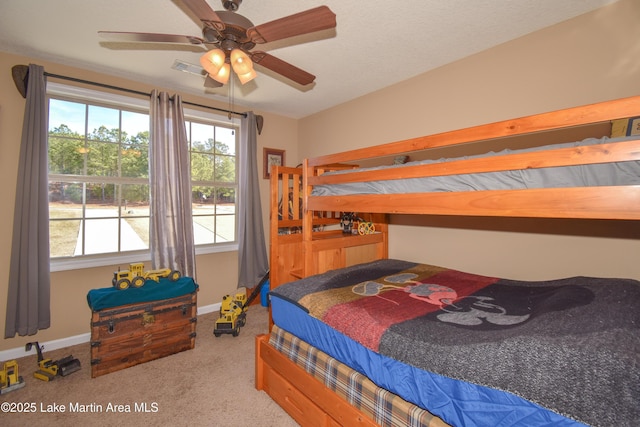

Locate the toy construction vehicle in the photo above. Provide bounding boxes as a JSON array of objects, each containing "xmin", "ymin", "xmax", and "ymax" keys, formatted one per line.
[
  {"xmin": 0, "ymin": 360, "xmax": 25, "ymax": 394},
  {"xmin": 213, "ymin": 290, "xmax": 247, "ymax": 337},
  {"xmin": 112, "ymin": 262, "xmax": 181, "ymax": 290},
  {"xmin": 213, "ymin": 272, "xmax": 268, "ymax": 337},
  {"xmin": 25, "ymin": 342, "xmax": 81, "ymax": 381}
]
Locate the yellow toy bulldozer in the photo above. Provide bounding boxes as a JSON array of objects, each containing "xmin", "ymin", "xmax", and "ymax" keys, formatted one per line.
[
  {"xmin": 112, "ymin": 262, "xmax": 181, "ymax": 290},
  {"xmin": 0, "ymin": 360, "xmax": 25, "ymax": 394}
]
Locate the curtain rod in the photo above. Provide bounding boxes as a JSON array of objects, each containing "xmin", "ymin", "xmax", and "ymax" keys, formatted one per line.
[{"xmin": 43, "ymin": 71, "xmax": 247, "ymax": 118}]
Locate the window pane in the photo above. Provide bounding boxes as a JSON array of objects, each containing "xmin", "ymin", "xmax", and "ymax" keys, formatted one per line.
[
  {"xmin": 81, "ymin": 218, "xmax": 119, "ymax": 255},
  {"xmin": 215, "ymin": 186, "xmax": 235, "ymax": 242},
  {"xmin": 86, "ymin": 141, "xmax": 119, "ymax": 177},
  {"xmin": 49, "ymin": 99, "xmax": 86, "ymax": 135},
  {"xmin": 216, "ymin": 187, "xmax": 236, "ymax": 210},
  {"xmin": 88, "ymin": 105, "xmax": 119, "ymax": 142},
  {"xmin": 48, "ymin": 136, "xmax": 85, "ymax": 175},
  {"xmin": 215, "ymin": 154, "xmax": 235, "ymax": 182},
  {"xmin": 193, "ymin": 215, "xmax": 215, "ymax": 245},
  {"xmin": 192, "ymin": 187, "xmax": 214, "ymax": 205},
  {"xmin": 121, "ymin": 218, "xmax": 149, "ymax": 251},
  {"xmin": 121, "ymin": 110, "xmax": 149, "ymax": 139},
  {"xmin": 49, "ymin": 182, "xmax": 84, "ymax": 212},
  {"xmin": 85, "ymin": 183, "xmax": 117, "ymax": 214},
  {"xmin": 191, "ymin": 152, "xmax": 215, "ymax": 181},
  {"xmin": 191, "ymin": 122, "xmax": 214, "ymax": 153},
  {"xmin": 121, "ymin": 111, "xmax": 149, "ymax": 178},
  {"xmin": 122, "ymin": 184, "xmax": 150, "ymax": 212},
  {"xmin": 121, "ymin": 141, "xmax": 148, "ymax": 178},
  {"xmin": 216, "ymin": 126, "xmax": 236, "ymax": 155},
  {"xmin": 49, "ymin": 219, "xmax": 81, "ymax": 257},
  {"xmin": 216, "ymin": 215, "xmax": 235, "ymax": 242}
]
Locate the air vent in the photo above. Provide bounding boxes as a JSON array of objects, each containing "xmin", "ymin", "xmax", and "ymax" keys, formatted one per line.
[{"xmin": 171, "ymin": 60, "xmax": 206, "ymax": 76}]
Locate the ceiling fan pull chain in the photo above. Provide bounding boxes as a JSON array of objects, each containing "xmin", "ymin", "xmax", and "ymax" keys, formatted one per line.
[{"xmin": 228, "ymin": 75, "xmax": 235, "ymax": 130}]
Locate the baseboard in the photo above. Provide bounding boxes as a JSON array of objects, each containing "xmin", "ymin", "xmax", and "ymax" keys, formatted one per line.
[
  {"xmin": 196, "ymin": 302, "xmax": 221, "ymax": 315},
  {"xmin": 0, "ymin": 333, "xmax": 91, "ymax": 361},
  {"xmin": 0, "ymin": 302, "xmax": 221, "ymax": 361}
]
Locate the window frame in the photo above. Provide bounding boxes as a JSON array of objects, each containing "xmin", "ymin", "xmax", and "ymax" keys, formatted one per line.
[{"xmin": 48, "ymin": 83, "xmax": 239, "ymax": 272}]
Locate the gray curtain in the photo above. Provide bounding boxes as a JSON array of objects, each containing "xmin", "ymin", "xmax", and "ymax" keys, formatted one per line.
[
  {"xmin": 237, "ymin": 112, "xmax": 269, "ymax": 287},
  {"xmin": 5, "ymin": 64, "xmax": 50, "ymax": 338},
  {"xmin": 149, "ymin": 90, "xmax": 196, "ymax": 279}
]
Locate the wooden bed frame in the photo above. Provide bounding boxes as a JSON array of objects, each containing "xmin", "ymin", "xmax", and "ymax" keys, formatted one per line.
[
  {"xmin": 269, "ymin": 165, "xmax": 388, "ymax": 294},
  {"xmin": 256, "ymin": 96, "xmax": 640, "ymax": 426}
]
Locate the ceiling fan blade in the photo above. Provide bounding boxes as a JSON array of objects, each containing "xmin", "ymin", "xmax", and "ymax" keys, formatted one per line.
[
  {"xmin": 181, "ymin": 0, "xmax": 226, "ymax": 32},
  {"xmin": 247, "ymin": 6, "xmax": 336, "ymax": 44},
  {"xmin": 204, "ymin": 74, "xmax": 223, "ymax": 88},
  {"xmin": 251, "ymin": 52, "xmax": 315, "ymax": 86},
  {"xmin": 99, "ymin": 31, "xmax": 205, "ymax": 46}
]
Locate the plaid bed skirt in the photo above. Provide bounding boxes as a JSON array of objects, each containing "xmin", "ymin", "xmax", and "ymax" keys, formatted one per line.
[{"xmin": 269, "ymin": 325, "xmax": 450, "ymax": 427}]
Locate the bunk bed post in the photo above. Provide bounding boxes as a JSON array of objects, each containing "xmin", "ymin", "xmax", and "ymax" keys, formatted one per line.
[
  {"xmin": 302, "ymin": 159, "xmax": 314, "ymax": 277},
  {"xmin": 269, "ymin": 165, "xmax": 279, "ymax": 289}
]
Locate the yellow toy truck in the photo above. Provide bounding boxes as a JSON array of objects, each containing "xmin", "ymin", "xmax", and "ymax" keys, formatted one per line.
[
  {"xmin": 213, "ymin": 290, "xmax": 247, "ymax": 337},
  {"xmin": 112, "ymin": 262, "xmax": 181, "ymax": 290},
  {"xmin": 212, "ymin": 273, "xmax": 269, "ymax": 338},
  {"xmin": 0, "ymin": 360, "xmax": 25, "ymax": 394}
]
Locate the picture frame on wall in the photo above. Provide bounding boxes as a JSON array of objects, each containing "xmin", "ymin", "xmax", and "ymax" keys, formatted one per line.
[{"xmin": 263, "ymin": 148, "xmax": 285, "ymax": 179}]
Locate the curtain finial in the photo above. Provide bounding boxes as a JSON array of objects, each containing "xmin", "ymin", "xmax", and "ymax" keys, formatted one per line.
[
  {"xmin": 256, "ymin": 115, "xmax": 264, "ymax": 135},
  {"xmin": 12, "ymin": 64, "xmax": 29, "ymax": 98}
]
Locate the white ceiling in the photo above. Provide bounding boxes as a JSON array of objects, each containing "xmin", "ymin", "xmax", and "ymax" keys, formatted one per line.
[{"xmin": 0, "ymin": 0, "xmax": 618, "ymax": 119}]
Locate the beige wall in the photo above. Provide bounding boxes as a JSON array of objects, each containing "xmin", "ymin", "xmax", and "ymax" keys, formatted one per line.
[
  {"xmin": 0, "ymin": 51, "xmax": 298, "ymax": 351},
  {"xmin": 298, "ymin": 0, "xmax": 640, "ymax": 280}
]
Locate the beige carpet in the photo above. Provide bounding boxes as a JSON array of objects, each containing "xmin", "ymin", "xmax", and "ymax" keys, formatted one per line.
[{"xmin": 0, "ymin": 305, "xmax": 298, "ymax": 427}]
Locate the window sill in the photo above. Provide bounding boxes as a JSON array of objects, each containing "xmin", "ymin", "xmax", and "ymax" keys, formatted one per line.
[{"xmin": 50, "ymin": 243, "xmax": 238, "ymax": 272}]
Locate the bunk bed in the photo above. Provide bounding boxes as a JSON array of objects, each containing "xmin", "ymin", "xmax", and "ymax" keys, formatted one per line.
[{"xmin": 255, "ymin": 96, "xmax": 640, "ymax": 427}]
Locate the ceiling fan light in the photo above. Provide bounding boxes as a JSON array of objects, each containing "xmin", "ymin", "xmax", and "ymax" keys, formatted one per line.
[
  {"xmin": 200, "ymin": 48, "xmax": 226, "ymax": 76},
  {"xmin": 211, "ymin": 63, "xmax": 230, "ymax": 84},
  {"xmin": 237, "ymin": 68, "xmax": 257, "ymax": 85},
  {"xmin": 230, "ymin": 48, "xmax": 253, "ymax": 76}
]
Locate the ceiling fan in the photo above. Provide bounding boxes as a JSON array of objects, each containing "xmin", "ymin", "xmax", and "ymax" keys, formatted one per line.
[{"xmin": 98, "ymin": 0, "xmax": 336, "ymax": 88}]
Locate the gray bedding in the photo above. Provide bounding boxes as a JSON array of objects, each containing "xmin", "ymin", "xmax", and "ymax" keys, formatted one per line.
[{"xmin": 311, "ymin": 136, "xmax": 640, "ymax": 196}]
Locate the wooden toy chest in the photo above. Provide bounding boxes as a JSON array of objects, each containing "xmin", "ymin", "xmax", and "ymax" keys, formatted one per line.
[{"xmin": 90, "ymin": 291, "xmax": 197, "ymax": 378}]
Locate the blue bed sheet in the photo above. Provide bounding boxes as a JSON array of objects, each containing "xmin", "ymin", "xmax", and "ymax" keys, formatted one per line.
[{"xmin": 270, "ymin": 294, "xmax": 586, "ymax": 427}]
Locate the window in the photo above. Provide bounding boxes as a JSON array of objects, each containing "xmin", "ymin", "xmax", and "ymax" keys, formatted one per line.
[
  {"xmin": 187, "ymin": 121, "xmax": 237, "ymax": 245},
  {"xmin": 47, "ymin": 84, "xmax": 238, "ymax": 270}
]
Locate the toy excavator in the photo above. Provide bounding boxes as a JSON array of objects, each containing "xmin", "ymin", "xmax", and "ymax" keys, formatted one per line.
[
  {"xmin": 213, "ymin": 271, "xmax": 269, "ymax": 337},
  {"xmin": 0, "ymin": 360, "xmax": 25, "ymax": 394},
  {"xmin": 25, "ymin": 342, "xmax": 81, "ymax": 381}
]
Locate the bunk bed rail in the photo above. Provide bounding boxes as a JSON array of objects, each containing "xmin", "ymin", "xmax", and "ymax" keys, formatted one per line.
[{"xmin": 304, "ymin": 96, "xmax": 640, "ymax": 220}]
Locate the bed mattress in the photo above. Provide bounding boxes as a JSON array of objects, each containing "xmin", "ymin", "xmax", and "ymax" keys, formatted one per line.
[
  {"xmin": 269, "ymin": 259, "xmax": 640, "ymax": 427},
  {"xmin": 311, "ymin": 136, "xmax": 640, "ymax": 196}
]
